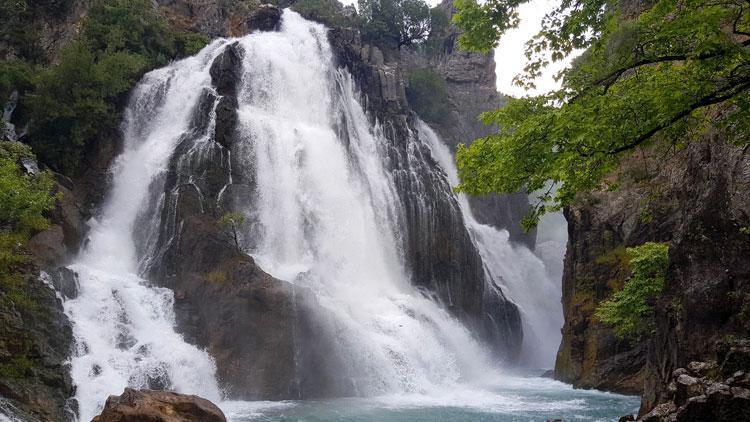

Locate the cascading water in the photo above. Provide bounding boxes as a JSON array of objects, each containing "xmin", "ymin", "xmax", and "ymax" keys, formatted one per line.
[
  {"xmin": 63, "ymin": 42, "xmax": 229, "ymax": 420},
  {"xmin": 416, "ymin": 121, "xmax": 564, "ymax": 368},
  {"xmin": 231, "ymin": 11, "xmax": 493, "ymax": 395}
]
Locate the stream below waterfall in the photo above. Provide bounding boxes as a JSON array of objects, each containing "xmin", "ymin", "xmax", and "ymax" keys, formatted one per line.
[
  {"xmin": 57, "ymin": 9, "xmax": 640, "ymax": 421},
  {"xmin": 219, "ymin": 375, "xmax": 639, "ymax": 421}
]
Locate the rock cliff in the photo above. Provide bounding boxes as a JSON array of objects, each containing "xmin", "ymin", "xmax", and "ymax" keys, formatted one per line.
[{"xmin": 555, "ymin": 123, "xmax": 750, "ymax": 414}]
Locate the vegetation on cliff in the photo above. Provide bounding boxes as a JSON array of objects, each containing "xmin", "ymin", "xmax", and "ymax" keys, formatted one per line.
[
  {"xmin": 0, "ymin": 142, "xmax": 56, "ymax": 279},
  {"xmin": 595, "ymin": 242, "xmax": 669, "ymax": 342},
  {"xmin": 406, "ymin": 68, "xmax": 450, "ymax": 122},
  {"xmin": 453, "ymin": 0, "xmax": 750, "ymax": 228},
  {"xmin": 1, "ymin": 0, "xmax": 208, "ymax": 175}
]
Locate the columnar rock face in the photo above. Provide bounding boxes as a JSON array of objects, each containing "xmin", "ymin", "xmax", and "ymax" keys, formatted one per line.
[
  {"xmin": 555, "ymin": 128, "xmax": 750, "ymax": 410},
  {"xmin": 92, "ymin": 389, "xmax": 226, "ymax": 422},
  {"xmin": 400, "ymin": 0, "xmax": 534, "ymax": 248}
]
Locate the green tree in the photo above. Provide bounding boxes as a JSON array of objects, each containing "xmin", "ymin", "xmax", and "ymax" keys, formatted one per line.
[
  {"xmin": 358, "ymin": 0, "xmax": 432, "ymax": 49},
  {"xmin": 18, "ymin": 0, "xmax": 209, "ymax": 175},
  {"xmin": 0, "ymin": 0, "xmax": 74, "ymax": 62},
  {"xmin": 595, "ymin": 242, "xmax": 669, "ymax": 342},
  {"xmin": 422, "ymin": 6, "xmax": 451, "ymax": 56},
  {"xmin": 452, "ymin": 0, "xmax": 750, "ymax": 227}
]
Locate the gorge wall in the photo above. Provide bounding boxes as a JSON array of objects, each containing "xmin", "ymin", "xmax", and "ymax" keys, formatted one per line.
[
  {"xmin": 552, "ymin": 0, "xmax": 750, "ymax": 415},
  {"xmin": 555, "ymin": 120, "xmax": 750, "ymax": 414}
]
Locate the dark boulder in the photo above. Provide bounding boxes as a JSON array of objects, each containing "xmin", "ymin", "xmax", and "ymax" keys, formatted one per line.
[
  {"xmin": 209, "ymin": 43, "xmax": 243, "ymax": 98},
  {"xmin": 92, "ymin": 388, "xmax": 226, "ymax": 422},
  {"xmin": 46, "ymin": 266, "xmax": 80, "ymax": 300},
  {"xmin": 246, "ymin": 4, "xmax": 282, "ymax": 32}
]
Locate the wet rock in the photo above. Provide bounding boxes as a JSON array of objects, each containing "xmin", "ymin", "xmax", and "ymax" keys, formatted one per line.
[
  {"xmin": 637, "ymin": 361, "xmax": 750, "ymax": 421},
  {"xmin": 46, "ymin": 266, "xmax": 80, "ymax": 300},
  {"xmin": 673, "ymin": 386, "xmax": 750, "ymax": 421},
  {"xmin": 246, "ymin": 4, "xmax": 281, "ymax": 32},
  {"xmin": 214, "ymin": 96, "xmax": 238, "ymax": 149},
  {"xmin": 686, "ymin": 361, "xmax": 718, "ymax": 378},
  {"xmin": 618, "ymin": 415, "xmax": 636, "ymax": 422},
  {"xmin": 209, "ymin": 43, "xmax": 243, "ymax": 98},
  {"xmin": 92, "ymin": 388, "xmax": 226, "ymax": 422}
]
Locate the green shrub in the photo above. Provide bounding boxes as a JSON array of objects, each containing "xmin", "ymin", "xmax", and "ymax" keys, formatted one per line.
[
  {"xmin": 406, "ymin": 68, "xmax": 450, "ymax": 123},
  {"xmin": 595, "ymin": 242, "xmax": 669, "ymax": 342},
  {"xmin": 218, "ymin": 212, "xmax": 245, "ymax": 252},
  {"xmin": 0, "ymin": 354, "xmax": 34, "ymax": 378},
  {"xmin": 21, "ymin": 0, "xmax": 209, "ymax": 175},
  {"xmin": 0, "ymin": 142, "xmax": 56, "ymax": 234}
]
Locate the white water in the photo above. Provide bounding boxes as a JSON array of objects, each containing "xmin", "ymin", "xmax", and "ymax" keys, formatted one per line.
[
  {"xmin": 416, "ymin": 121, "xmax": 563, "ymax": 368},
  {"xmin": 232, "ymin": 11, "xmax": 494, "ymax": 395},
  {"xmin": 63, "ymin": 42, "xmax": 228, "ymax": 420},
  {"xmin": 61, "ymin": 10, "xmax": 566, "ymax": 420}
]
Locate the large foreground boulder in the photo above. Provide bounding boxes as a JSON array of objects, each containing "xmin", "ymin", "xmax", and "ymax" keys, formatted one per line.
[{"xmin": 92, "ymin": 389, "xmax": 225, "ymax": 422}]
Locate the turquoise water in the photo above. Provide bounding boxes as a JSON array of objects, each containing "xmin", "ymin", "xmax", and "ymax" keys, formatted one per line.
[{"xmin": 221, "ymin": 376, "xmax": 640, "ymax": 421}]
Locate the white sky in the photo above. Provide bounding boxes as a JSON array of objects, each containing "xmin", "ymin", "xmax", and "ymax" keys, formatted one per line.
[
  {"xmin": 338, "ymin": 0, "xmax": 571, "ymax": 97},
  {"xmin": 493, "ymin": 0, "xmax": 573, "ymax": 97}
]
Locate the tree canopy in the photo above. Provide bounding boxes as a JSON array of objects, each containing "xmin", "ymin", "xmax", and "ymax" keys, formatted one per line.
[
  {"xmin": 358, "ymin": 0, "xmax": 433, "ymax": 49},
  {"xmin": 452, "ymin": 0, "xmax": 750, "ymax": 228}
]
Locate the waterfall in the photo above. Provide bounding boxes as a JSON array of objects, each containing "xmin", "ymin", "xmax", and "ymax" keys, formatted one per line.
[
  {"xmin": 416, "ymin": 121, "xmax": 563, "ymax": 368},
  {"xmin": 63, "ymin": 41, "xmax": 228, "ymax": 420},
  {"xmin": 62, "ymin": 10, "xmax": 563, "ymax": 419},
  {"xmin": 230, "ymin": 11, "xmax": 493, "ymax": 395}
]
